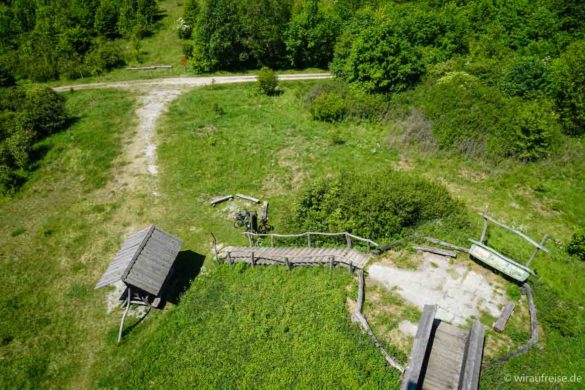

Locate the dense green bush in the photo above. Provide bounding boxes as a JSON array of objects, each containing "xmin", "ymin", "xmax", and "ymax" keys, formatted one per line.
[
  {"xmin": 549, "ymin": 40, "xmax": 585, "ymax": 136},
  {"xmin": 84, "ymin": 40, "xmax": 126, "ymax": 76},
  {"xmin": 423, "ymin": 72, "xmax": 561, "ymax": 160},
  {"xmin": 257, "ymin": 67, "xmax": 279, "ymax": 96},
  {"xmin": 0, "ymin": 83, "xmax": 68, "ymax": 192},
  {"xmin": 310, "ymin": 92, "xmax": 346, "ymax": 122},
  {"xmin": 500, "ymin": 56, "xmax": 550, "ymax": 98},
  {"xmin": 293, "ymin": 170, "xmax": 467, "ymax": 242},
  {"xmin": 567, "ymin": 229, "xmax": 585, "ymax": 261}
]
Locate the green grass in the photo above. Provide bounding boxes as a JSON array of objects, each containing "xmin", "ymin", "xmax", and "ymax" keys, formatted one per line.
[
  {"xmin": 94, "ymin": 265, "xmax": 399, "ymax": 388},
  {"xmin": 0, "ymin": 89, "xmax": 137, "ymax": 388}
]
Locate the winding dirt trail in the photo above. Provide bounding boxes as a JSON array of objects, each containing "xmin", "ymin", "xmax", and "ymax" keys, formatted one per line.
[{"xmin": 54, "ymin": 73, "xmax": 331, "ymax": 189}]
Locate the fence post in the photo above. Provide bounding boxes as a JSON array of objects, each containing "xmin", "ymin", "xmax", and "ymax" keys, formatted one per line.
[
  {"xmin": 480, "ymin": 217, "xmax": 488, "ymax": 243},
  {"xmin": 349, "ymin": 261, "xmax": 354, "ymax": 274},
  {"xmin": 330, "ymin": 256, "xmax": 334, "ymax": 270},
  {"xmin": 227, "ymin": 251, "xmax": 232, "ymax": 265},
  {"xmin": 285, "ymin": 257, "xmax": 291, "ymax": 271},
  {"xmin": 346, "ymin": 233, "xmax": 353, "ymax": 249},
  {"xmin": 307, "ymin": 233, "xmax": 311, "ymax": 247},
  {"xmin": 247, "ymin": 232, "xmax": 253, "ymax": 247},
  {"xmin": 270, "ymin": 235, "xmax": 274, "ymax": 247},
  {"xmin": 250, "ymin": 252, "xmax": 255, "ymax": 268}
]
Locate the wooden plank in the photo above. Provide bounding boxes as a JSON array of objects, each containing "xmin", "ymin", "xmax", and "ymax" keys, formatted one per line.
[
  {"xmin": 480, "ymin": 213, "xmax": 550, "ymax": 253},
  {"xmin": 401, "ymin": 305, "xmax": 437, "ymax": 390},
  {"xmin": 235, "ymin": 193, "xmax": 260, "ymax": 203},
  {"xmin": 493, "ymin": 302, "xmax": 515, "ymax": 333},
  {"xmin": 424, "ymin": 322, "xmax": 467, "ymax": 390},
  {"xmin": 126, "ymin": 65, "xmax": 172, "ymax": 70},
  {"xmin": 459, "ymin": 320, "xmax": 485, "ymax": 390},
  {"xmin": 210, "ymin": 195, "xmax": 233, "ymax": 206},
  {"xmin": 422, "ymin": 236, "xmax": 469, "ymax": 253},
  {"xmin": 414, "ymin": 245, "xmax": 457, "ymax": 258}
]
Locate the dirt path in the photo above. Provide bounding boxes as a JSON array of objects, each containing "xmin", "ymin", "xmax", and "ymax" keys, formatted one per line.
[{"xmin": 56, "ymin": 73, "xmax": 331, "ymax": 191}]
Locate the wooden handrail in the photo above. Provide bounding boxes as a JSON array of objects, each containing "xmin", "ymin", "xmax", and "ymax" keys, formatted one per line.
[{"xmin": 243, "ymin": 231, "xmax": 379, "ymax": 247}]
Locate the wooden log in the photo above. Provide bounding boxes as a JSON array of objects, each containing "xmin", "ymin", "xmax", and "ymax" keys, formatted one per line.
[
  {"xmin": 261, "ymin": 201, "xmax": 269, "ymax": 223},
  {"xmin": 526, "ymin": 235, "xmax": 549, "ymax": 267},
  {"xmin": 346, "ymin": 233, "xmax": 353, "ymax": 249},
  {"xmin": 422, "ymin": 236, "xmax": 470, "ymax": 253},
  {"xmin": 236, "ymin": 193, "xmax": 260, "ymax": 203},
  {"xmin": 413, "ymin": 245, "xmax": 457, "ymax": 258},
  {"xmin": 459, "ymin": 320, "xmax": 485, "ymax": 390},
  {"xmin": 210, "ymin": 195, "xmax": 233, "ymax": 206},
  {"xmin": 480, "ymin": 216, "xmax": 489, "ymax": 243},
  {"xmin": 126, "ymin": 65, "xmax": 173, "ymax": 70},
  {"xmin": 400, "ymin": 305, "xmax": 437, "ymax": 390},
  {"xmin": 480, "ymin": 213, "xmax": 550, "ymax": 253},
  {"xmin": 493, "ymin": 302, "xmax": 516, "ymax": 333}
]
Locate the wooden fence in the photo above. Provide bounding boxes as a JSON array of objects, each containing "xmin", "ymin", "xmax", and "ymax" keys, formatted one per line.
[{"xmin": 243, "ymin": 231, "xmax": 379, "ymax": 251}]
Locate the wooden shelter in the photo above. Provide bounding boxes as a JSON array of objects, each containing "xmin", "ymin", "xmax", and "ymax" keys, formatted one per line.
[{"xmin": 96, "ymin": 225, "xmax": 182, "ymax": 341}]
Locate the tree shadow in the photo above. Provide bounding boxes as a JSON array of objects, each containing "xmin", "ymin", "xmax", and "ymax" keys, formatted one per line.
[{"xmin": 162, "ymin": 250, "xmax": 205, "ymax": 306}]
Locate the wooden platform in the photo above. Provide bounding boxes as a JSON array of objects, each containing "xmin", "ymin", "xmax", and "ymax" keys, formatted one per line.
[
  {"xmin": 218, "ymin": 246, "xmax": 372, "ymax": 269},
  {"xmin": 401, "ymin": 305, "xmax": 485, "ymax": 390},
  {"xmin": 423, "ymin": 322, "xmax": 467, "ymax": 390}
]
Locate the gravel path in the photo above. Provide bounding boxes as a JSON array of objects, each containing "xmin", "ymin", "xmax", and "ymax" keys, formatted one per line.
[{"xmin": 54, "ymin": 73, "xmax": 331, "ymax": 189}]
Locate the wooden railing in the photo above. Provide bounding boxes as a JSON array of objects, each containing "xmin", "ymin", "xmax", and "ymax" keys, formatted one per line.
[{"xmin": 243, "ymin": 231, "xmax": 379, "ymax": 250}]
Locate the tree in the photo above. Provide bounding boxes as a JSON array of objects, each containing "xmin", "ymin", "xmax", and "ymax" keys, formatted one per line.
[
  {"xmin": 285, "ymin": 0, "xmax": 341, "ymax": 69},
  {"xmin": 550, "ymin": 40, "xmax": 585, "ymax": 136},
  {"xmin": 332, "ymin": 21, "xmax": 425, "ymax": 93},
  {"xmin": 95, "ymin": 0, "xmax": 120, "ymax": 38},
  {"xmin": 192, "ymin": 0, "xmax": 247, "ymax": 71}
]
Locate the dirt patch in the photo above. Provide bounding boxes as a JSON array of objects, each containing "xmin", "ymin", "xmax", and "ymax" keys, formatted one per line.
[{"xmin": 369, "ymin": 252, "xmax": 507, "ymax": 326}]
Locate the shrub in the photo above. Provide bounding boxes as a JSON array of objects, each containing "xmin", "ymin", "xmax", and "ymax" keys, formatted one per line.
[
  {"xmin": 182, "ymin": 42, "xmax": 194, "ymax": 59},
  {"xmin": 0, "ymin": 65, "xmax": 15, "ymax": 87},
  {"xmin": 423, "ymin": 72, "xmax": 561, "ymax": 160},
  {"xmin": 293, "ymin": 170, "xmax": 467, "ymax": 242},
  {"xmin": 257, "ymin": 67, "xmax": 278, "ymax": 96},
  {"xmin": 310, "ymin": 92, "xmax": 346, "ymax": 122},
  {"xmin": 500, "ymin": 56, "xmax": 550, "ymax": 98},
  {"xmin": 567, "ymin": 229, "xmax": 585, "ymax": 261},
  {"xmin": 22, "ymin": 86, "xmax": 67, "ymax": 139},
  {"xmin": 85, "ymin": 40, "xmax": 125, "ymax": 75}
]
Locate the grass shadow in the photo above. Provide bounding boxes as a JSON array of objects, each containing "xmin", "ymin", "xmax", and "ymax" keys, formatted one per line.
[{"xmin": 163, "ymin": 250, "xmax": 205, "ymax": 305}]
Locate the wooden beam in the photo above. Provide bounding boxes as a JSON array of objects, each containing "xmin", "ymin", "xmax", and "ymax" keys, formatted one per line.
[
  {"xmin": 236, "ymin": 193, "xmax": 260, "ymax": 203},
  {"xmin": 346, "ymin": 233, "xmax": 353, "ymax": 249},
  {"xmin": 210, "ymin": 195, "xmax": 233, "ymax": 206},
  {"xmin": 493, "ymin": 302, "xmax": 515, "ymax": 333},
  {"xmin": 526, "ymin": 235, "xmax": 549, "ymax": 267},
  {"xmin": 422, "ymin": 236, "xmax": 469, "ymax": 253},
  {"xmin": 480, "ymin": 214, "xmax": 550, "ymax": 253},
  {"xmin": 401, "ymin": 305, "xmax": 437, "ymax": 390},
  {"xmin": 459, "ymin": 320, "xmax": 485, "ymax": 390},
  {"xmin": 413, "ymin": 245, "xmax": 457, "ymax": 258}
]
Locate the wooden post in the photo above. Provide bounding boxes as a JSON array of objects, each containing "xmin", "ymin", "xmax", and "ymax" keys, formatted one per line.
[
  {"xmin": 285, "ymin": 257, "xmax": 291, "ymax": 271},
  {"xmin": 349, "ymin": 261, "xmax": 354, "ymax": 274},
  {"xmin": 118, "ymin": 287, "xmax": 131, "ymax": 344},
  {"xmin": 526, "ymin": 234, "xmax": 549, "ymax": 267},
  {"xmin": 367, "ymin": 242, "xmax": 370, "ymax": 252},
  {"xmin": 250, "ymin": 252, "xmax": 255, "ymax": 268},
  {"xmin": 247, "ymin": 232, "xmax": 253, "ymax": 247},
  {"xmin": 307, "ymin": 233, "xmax": 311, "ymax": 247},
  {"xmin": 270, "ymin": 235, "xmax": 274, "ymax": 247},
  {"xmin": 480, "ymin": 217, "xmax": 488, "ymax": 243},
  {"xmin": 330, "ymin": 256, "xmax": 334, "ymax": 270},
  {"xmin": 227, "ymin": 251, "xmax": 232, "ymax": 265},
  {"xmin": 346, "ymin": 233, "xmax": 353, "ymax": 249}
]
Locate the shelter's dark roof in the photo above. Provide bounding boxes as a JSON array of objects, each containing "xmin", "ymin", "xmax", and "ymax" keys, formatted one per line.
[{"xmin": 96, "ymin": 225, "xmax": 183, "ymax": 296}]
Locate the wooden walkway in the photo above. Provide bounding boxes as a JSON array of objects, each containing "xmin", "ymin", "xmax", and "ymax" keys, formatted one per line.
[
  {"xmin": 218, "ymin": 246, "xmax": 372, "ymax": 269},
  {"xmin": 401, "ymin": 305, "xmax": 485, "ymax": 390}
]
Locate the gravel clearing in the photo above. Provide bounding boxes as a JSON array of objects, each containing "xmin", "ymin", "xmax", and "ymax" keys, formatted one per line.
[{"xmin": 369, "ymin": 252, "xmax": 506, "ymax": 326}]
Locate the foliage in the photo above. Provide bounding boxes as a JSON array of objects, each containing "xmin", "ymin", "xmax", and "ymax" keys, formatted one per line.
[
  {"xmin": 0, "ymin": 85, "xmax": 67, "ymax": 192},
  {"xmin": 567, "ymin": 229, "xmax": 585, "ymax": 261},
  {"xmin": 310, "ymin": 92, "xmax": 347, "ymax": 122},
  {"xmin": 500, "ymin": 56, "xmax": 551, "ymax": 98},
  {"xmin": 294, "ymin": 170, "xmax": 467, "ymax": 242},
  {"xmin": 257, "ymin": 67, "xmax": 279, "ymax": 96},
  {"xmin": 422, "ymin": 72, "xmax": 561, "ymax": 160},
  {"xmin": 332, "ymin": 20, "xmax": 425, "ymax": 94},
  {"xmin": 183, "ymin": 0, "xmax": 199, "ymax": 34},
  {"xmin": 0, "ymin": 0, "xmax": 158, "ymax": 81},
  {"xmin": 0, "ymin": 65, "xmax": 15, "ymax": 87},
  {"xmin": 285, "ymin": 0, "xmax": 340, "ymax": 69},
  {"xmin": 549, "ymin": 40, "xmax": 585, "ymax": 136}
]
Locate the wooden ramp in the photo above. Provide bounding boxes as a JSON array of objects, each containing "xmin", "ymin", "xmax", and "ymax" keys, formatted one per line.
[
  {"xmin": 401, "ymin": 305, "xmax": 485, "ymax": 390},
  {"xmin": 218, "ymin": 246, "xmax": 372, "ymax": 269}
]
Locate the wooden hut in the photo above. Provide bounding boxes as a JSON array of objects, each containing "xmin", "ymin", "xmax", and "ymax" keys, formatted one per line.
[{"xmin": 96, "ymin": 225, "xmax": 183, "ymax": 341}]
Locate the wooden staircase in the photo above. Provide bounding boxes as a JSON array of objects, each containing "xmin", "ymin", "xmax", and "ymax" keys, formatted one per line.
[{"xmin": 218, "ymin": 246, "xmax": 372, "ymax": 269}]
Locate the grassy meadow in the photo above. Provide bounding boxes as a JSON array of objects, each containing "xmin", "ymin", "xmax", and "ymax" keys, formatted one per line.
[{"xmin": 1, "ymin": 79, "xmax": 584, "ymax": 388}]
